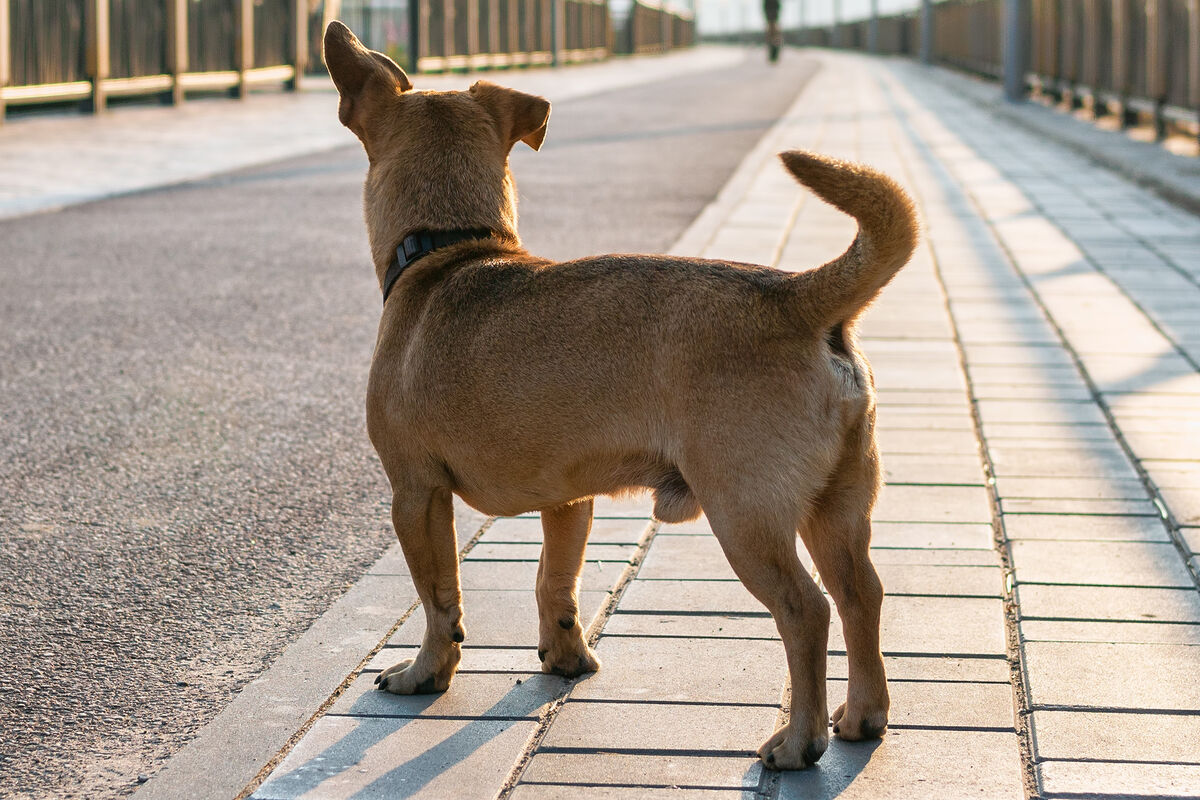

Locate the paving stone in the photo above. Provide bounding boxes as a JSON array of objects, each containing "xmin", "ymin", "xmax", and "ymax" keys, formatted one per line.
[
  {"xmin": 465, "ymin": 542, "xmax": 637, "ymax": 562},
  {"xmin": 971, "ymin": 383, "xmax": 1094, "ymax": 402},
  {"xmin": 1009, "ymin": 540, "xmax": 1195, "ymax": 588},
  {"xmin": 1000, "ymin": 498, "xmax": 1159, "ymax": 515},
  {"xmin": 975, "ymin": 399, "xmax": 1107, "ymax": 425},
  {"xmin": 251, "ymin": 716, "xmax": 538, "ymax": 800},
  {"xmin": 636, "ymin": 535, "xmax": 737, "ymax": 580},
  {"xmin": 603, "ymin": 613, "xmax": 778, "ymax": 640},
  {"xmin": 390, "ymin": 590, "xmax": 611, "ymax": 647},
  {"xmin": 987, "ymin": 446, "xmax": 1138, "ymax": 479},
  {"xmin": 572, "ymin": 636, "xmax": 786, "ymax": 705},
  {"xmin": 869, "ymin": 522, "xmax": 994, "ymax": 550},
  {"xmin": 777, "ymin": 729, "xmax": 1022, "ymax": 800},
  {"xmin": 1018, "ymin": 619, "xmax": 1200, "ymax": 644},
  {"xmin": 618, "ymin": 579, "xmax": 763, "ymax": 614},
  {"xmin": 827, "ymin": 654, "xmax": 1011, "ymax": 683},
  {"xmin": 1023, "ymin": 641, "xmax": 1200, "ymax": 709},
  {"xmin": 992, "ymin": 476, "xmax": 1148, "ymax": 500},
  {"xmin": 966, "ymin": 364, "xmax": 1084, "ymax": 386},
  {"xmin": 981, "ymin": 421, "xmax": 1113, "ymax": 441},
  {"xmin": 872, "ymin": 485, "xmax": 992, "ymax": 524},
  {"xmin": 871, "ymin": 565, "xmax": 1003, "ymax": 598},
  {"xmin": 827, "ymin": 678, "xmax": 1014, "ymax": 730},
  {"xmin": 520, "ymin": 752, "xmax": 762, "ymax": 788},
  {"xmin": 880, "ymin": 453, "xmax": 986, "ymax": 484},
  {"xmin": 830, "ymin": 596, "xmax": 1007, "ymax": 656},
  {"xmin": 367, "ymin": 646, "xmax": 542, "ymax": 674},
  {"xmin": 1121, "ymin": 430, "xmax": 1200, "ymax": 461},
  {"xmin": 1182, "ymin": 527, "xmax": 1200, "ymax": 555},
  {"xmin": 867, "ymin": 548, "xmax": 1000, "ymax": 566},
  {"xmin": 591, "ymin": 494, "xmax": 656, "ymax": 518},
  {"xmin": 1016, "ymin": 584, "xmax": 1200, "ymax": 623},
  {"xmin": 540, "ymin": 701, "xmax": 780, "ymax": 752},
  {"xmin": 1160, "ymin": 486, "xmax": 1200, "ymax": 526},
  {"xmin": 871, "ymin": 363, "xmax": 967, "ymax": 392},
  {"xmin": 1002, "ymin": 514, "xmax": 1170, "ymax": 541},
  {"xmin": 1038, "ymin": 760, "xmax": 1200, "ymax": 799},
  {"xmin": 1031, "ymin": 709, "xmax": 1200, "ymax": 763},
  {"xmin": 511, "ymin": 787, "xmax": 757, "ymax": 800},
  {"xmin": 960, "ymin": 343, "xmax": 1075, "ymax": 367},
  {"xmin": 876, "ymin": 428, "xmax": 981, "ymax": 455},
  {"xmin": 483, "ymin": 516, "xmax": 652, "ymax": 544},
  {"xmin": 328, "ymin": 672, "xmax": 566, "ymax": 719},
  {"xmin": 460, "ymin": 559, "xmax": 625, "ymax": 592},
  {"xmin": 657, "ymin": 518, "xmax": 715, "ymax": 535}
]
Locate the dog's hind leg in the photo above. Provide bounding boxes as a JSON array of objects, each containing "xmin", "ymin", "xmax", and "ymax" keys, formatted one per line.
[
  {"xmin": 536, "ymin": 499, "xmax": 601, "ymax": 678},
  {"xmin": 799, "ymin": 451, "xmax": 889, "ymax": 741},
  {"xmin": 376, "ymin": 484, "xmax": 464, "ymax": 694},
  {"xmin": 706, "ymin": 506, "xmax": 831, "ymax": 770}
]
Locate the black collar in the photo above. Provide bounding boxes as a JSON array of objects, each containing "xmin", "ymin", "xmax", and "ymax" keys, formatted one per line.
[{"xmin": 382, "ymin": 228, "xmax": 495, "ymax": 303}]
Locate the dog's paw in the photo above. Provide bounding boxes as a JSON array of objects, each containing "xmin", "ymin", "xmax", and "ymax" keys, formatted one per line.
[
  {"xmin": 538, "ymin": 639, "xmax": 601, "ymax": 679},
  {"xmin": 757, "ymin": 723, "xmax": 828, "ymax": 770},
  {"xmin": 374, "ymin": 658, "xmax": 453, "ymax": 695},
  {"xmin": 831, "ymin": 701, "xmax": 888, "ymax": 741}
]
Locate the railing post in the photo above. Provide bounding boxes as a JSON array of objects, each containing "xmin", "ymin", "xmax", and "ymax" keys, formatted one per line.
[
  {"xmin": 84, "ymin": 0, "xmax": 110, "ymax": 113},
  {"xmin": 0, "ymin": 0, "xmax": 9, "ymax": 125},
  {"xmin": 1003, "ymin": 0, "xmax": 1027, "ymax": 100},
  {"xmin": 165, "ymin": 0, "xmax": 187, "ymax": 105},
  {"xmin": 919, "ymin": 0, "xmax": 932, "ymax": 63},
  {"xmin": 234, "ymin": 0, "xmax": 253, "ymax": 98},
  {"xmin": 1188, "ymin": 0, "xmax": 1199, "ymax": 146},
  {"xmin": 550, "ymin": 0, "xmax": 561, "ymax": 63},
  {"xmin": 1146, "ymin": 0, "xmax": 1168, "ymax": 139},
  {"xmin": 291, "ymin": 0, "xmax": 307, "ymax": 88},
  {"xmin": 488, "ymin": 0, "xmax": 500, "ymax": 54},
  {"xmin": 868, "ymin": 0, "xmax": 879, "ymax": 53},
  {"xmin": 468, "ymin": 0, "xmax": 480, "ymax": 57},
  {"xmin": 831, "ymin": 0, "xmax": 840, "ymax": 47}
]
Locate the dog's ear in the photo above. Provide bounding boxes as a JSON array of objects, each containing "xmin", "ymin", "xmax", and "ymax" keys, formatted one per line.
[
  {"xmin": 323, "ymin": 21, "xmax": 412, "ymax": 134},
  {"xmin": 469, "ymin": 81, "xmax": 551, "ymax": 152}
]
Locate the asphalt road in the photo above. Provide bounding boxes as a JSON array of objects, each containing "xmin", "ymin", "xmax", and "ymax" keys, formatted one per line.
[{"xmin": 0, "ymin": 51, "xmax": 817, "ymax": 798}]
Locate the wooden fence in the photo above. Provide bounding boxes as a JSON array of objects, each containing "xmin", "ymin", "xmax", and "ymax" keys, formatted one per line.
[
  {"xmin": 0, "ymin": 0, "xmax": 307, "ymax": 122},
  {"xmin": 773, "ymin": 0, "xmax": 1200, "ymax": 142}
]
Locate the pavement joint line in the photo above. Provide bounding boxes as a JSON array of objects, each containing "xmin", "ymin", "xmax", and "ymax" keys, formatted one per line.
[
  {"xmin": 531, "ymin": 746, "xmax": 757, "ymax": 757},
  {"xmin": 1030, "ymin": 705, "xmax": 1200, "ymax": 716},
  {"xmin": 871, "ymin": 59, "xmax": 1038, "ymax": 799},
  {"xmin": 495, "ymin": 518, "xmax": 662, "ymax": 799},
  {"xmin": 1037, "ymin": 757, "xmax": 1200, "ymax": 766},
  {"xmin": 231, "ymin": 516, "xmax": 497, "ymax": 800}
]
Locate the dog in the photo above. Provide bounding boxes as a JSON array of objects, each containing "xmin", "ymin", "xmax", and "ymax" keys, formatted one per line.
[{"xmin": 323, "ymin": 21, "xmax": 917, "ymax": 769}]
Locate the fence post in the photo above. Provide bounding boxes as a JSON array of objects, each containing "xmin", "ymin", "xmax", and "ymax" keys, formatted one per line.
[
  {"xmin": 1189, "ymin": 0, "xmax": 1199, "ymax": 145},
  {"xmin": 84, "ymin": 0, "xmax": 110, "ymax": 113},
  {"xmin": 919, "ymin": 0, "xmax": 932, "ymax": 63},
  {"xmin": 1003, "ymin": 0, "xmax": 1026, "ymax": 100},
  {"xmin": 1146, "ymin": 0, "xmax": 1168, "ymax": 139},
  {"xmin": 291, "ymin": 0, "xmax": 307, "ymax": 88},
  {"xmin": 165, "ymin": 0, "xmax": 187, "ymax": 104},
  {"xmin": 0, "ymin": 0, "xmax": 9, "ymax": 125},
  {"xmin": 550, "ymin": 0, "xmax": 561, "ymax": 63},
  {"xmin": 868, "ymin": 0, "xmax": 879, "ymax": 53},
  {"xmin": 234, "ymin": 0, "xmax": 254, "ymax": 98}
]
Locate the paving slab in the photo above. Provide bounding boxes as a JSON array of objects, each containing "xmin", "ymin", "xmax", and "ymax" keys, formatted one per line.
[
  {"xmin": 460, "ymin": 559, "xmax": 626, "ymax": 591},
  {"xmin": 465, "ymin": 542, "xmax": 637, "ymax": 562},
  {"xmin": 992, "ymin": 476, "xmax": 1149, "ymax": 500},
  {"xmin": 1037, "ymin": 760, "xmax": 1200, "ymax": 799},
  {"xmin": 483, "ymin": 517, "xmax": 652, "ymax": 544},
  {"xmin": 511, "ymin": 788, "xmax": 757, "ymax": 800},
  {"xmin": 618, "ymin": 579, "xmax": 764, "ymax": 614},
  {"xmin": 867, "ymin": 549, "xmax": 1001, "ymax": 567},
  {"xmin": 539, "ymin": 701, "xmax": 780, "ymax": 753},
  {"xmin": 880, "ymin": 454, "xmax": 987, "ymax": 484},
  {"xmin": 327, "ymin": 673, "xmax": 567, "ymax": 719},
  {"xmin": 827, "ymin": 654, "xmax": 1012, "ymax": 684},
  {"xmin": 869, "ymin": 522, "xmax": 994, "ymax": 550},
  {"xmin": 1000, "ymin": 498, "xmax": 1160, "ymax": 515},
  {"xmin": 251, "ymin": 716, "xmax": 538, "ymax": 800},
  {"xmin": 367, "ymin": 646, "xmax": 542, "ymax": 674},
  {"xmin": 571, "ymin": 636, "xmax": 786, "ymax": 705},
  {"xmin": 519, "ymin": 752, "xmax": 763, "ymax": 788},
  {"xmin": 636, "ymin": 536, "xmax": 738, "ymax": 581},
  {"xmin": 603, "ymin": 613, "xmax": 778, "ymax": 639},
  {"xmin": 1009, "ymin": 540, "xmax": 1196, "ymax": 588},
  {"xmin": 777, "ymin": 729, "xmax": 1023, "ymax": 800},
  {"xmin": 871, "ymin": 485, "xmax": 992, "ymax": 524},
  {"xmin": 1003, "ymin": 514, "xmax": 1171, "ymax": 541},
  {"xmin": 1015, "ymin": 584, "xmax": 1200, "ymax": 623},
  {"xmin": 390, "ymin": 590, "xmax": 612, "ymax": 647},
  {"xmin": 1018, "ymin": 619, "xmax": 1200, "ymax": 644},
  {"xmin": 1023, "ymin": 641, "xmax": 1200, "ymax": 709},
  {"xmin": 829, "ymin": 596, "xmax": 1007, "ymax": 656},
  {"xmin": 1031, "ymin": 709, "xmax": 1200, "ymax": 763},
  {"xmin": 827, "ymin": 677, "xmax": 1014, "ymax": 731}
]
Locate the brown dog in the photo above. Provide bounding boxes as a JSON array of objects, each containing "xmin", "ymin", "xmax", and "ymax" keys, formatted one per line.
[{"xmin": 323, "ymin": 21, "xmax": 917, "ymax": 769}]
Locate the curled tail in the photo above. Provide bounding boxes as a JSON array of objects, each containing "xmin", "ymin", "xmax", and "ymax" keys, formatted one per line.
[{"xmin": 779, "ymin": 151, "xmax": 918, "ymax": 331}]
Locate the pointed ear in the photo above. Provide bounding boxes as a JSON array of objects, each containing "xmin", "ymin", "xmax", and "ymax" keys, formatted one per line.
[
  {"xmin": 469, "ymin": 81, "xmax": 551, "ymax": 152},
  {"xmin": 323, "ymin": 21, "xmax": 412, "ymax": 133}
]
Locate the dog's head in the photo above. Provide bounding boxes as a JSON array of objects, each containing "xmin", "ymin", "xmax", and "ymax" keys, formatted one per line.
[{"xmin": 323, "ymin": 21, "xmax": 550, "ymax": 269}]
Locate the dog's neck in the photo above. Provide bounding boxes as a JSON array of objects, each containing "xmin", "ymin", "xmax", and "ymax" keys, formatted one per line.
[{"xmin": 364, "ymin": 161, "xmax": 524, "ymax": 284}]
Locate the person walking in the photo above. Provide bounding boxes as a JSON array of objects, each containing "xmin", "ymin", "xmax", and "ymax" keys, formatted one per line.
[{"xmin": 764, "ymin": 0, "xmax": 782, "ymax": 62}]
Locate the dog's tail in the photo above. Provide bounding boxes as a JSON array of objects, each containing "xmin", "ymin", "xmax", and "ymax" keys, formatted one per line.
[{"xmin": 779, "ymin": 150, "xmax": 918, "ymax": 332}]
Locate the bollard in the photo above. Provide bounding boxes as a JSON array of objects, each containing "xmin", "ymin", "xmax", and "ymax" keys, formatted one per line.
[{"xmin": 1002, "ymin": 0, "xmax": 1026, "ymax": 101}]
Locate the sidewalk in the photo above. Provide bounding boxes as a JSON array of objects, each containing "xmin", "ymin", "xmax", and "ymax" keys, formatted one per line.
[{"xmin": 116, "ymin": 50, "xmax": 1200, "ymax": 799}]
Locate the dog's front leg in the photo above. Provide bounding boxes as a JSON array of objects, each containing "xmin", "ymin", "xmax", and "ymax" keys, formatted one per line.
[
  {"xmin": 376, "ymin": 485, "xmax": 464, "ymax": 694},
  {"xmin": 536, "ymin": 500, "xmax": 602, "ymax": 678}
]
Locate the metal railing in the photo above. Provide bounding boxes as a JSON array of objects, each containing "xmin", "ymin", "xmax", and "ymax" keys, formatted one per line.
[
  {"xmin": 774, "ymin": 0, "xmax": 1200, "ymax": 143},
  {"xmin": 617, "ymin": 0, "xmax": 695, "ymax": 54},
  {"xmin": 0, "ymin": 0, "xmax": 309, "ymax": 122}
]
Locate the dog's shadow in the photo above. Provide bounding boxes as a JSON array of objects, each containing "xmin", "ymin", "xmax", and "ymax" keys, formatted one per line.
[{"xmin": 765, "ymin": 736, "xmax": 882, "ymax": 798}]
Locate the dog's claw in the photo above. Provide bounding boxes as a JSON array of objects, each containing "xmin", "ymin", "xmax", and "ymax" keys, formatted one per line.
[{"xmin": 373, "ymin": 673, "xmax": 381, "ymax": 686}]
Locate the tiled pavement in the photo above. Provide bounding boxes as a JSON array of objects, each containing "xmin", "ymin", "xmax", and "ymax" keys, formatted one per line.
[{"xmin": 58, "ymin": 49, "xmax": 1195, "ymax": 800}]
